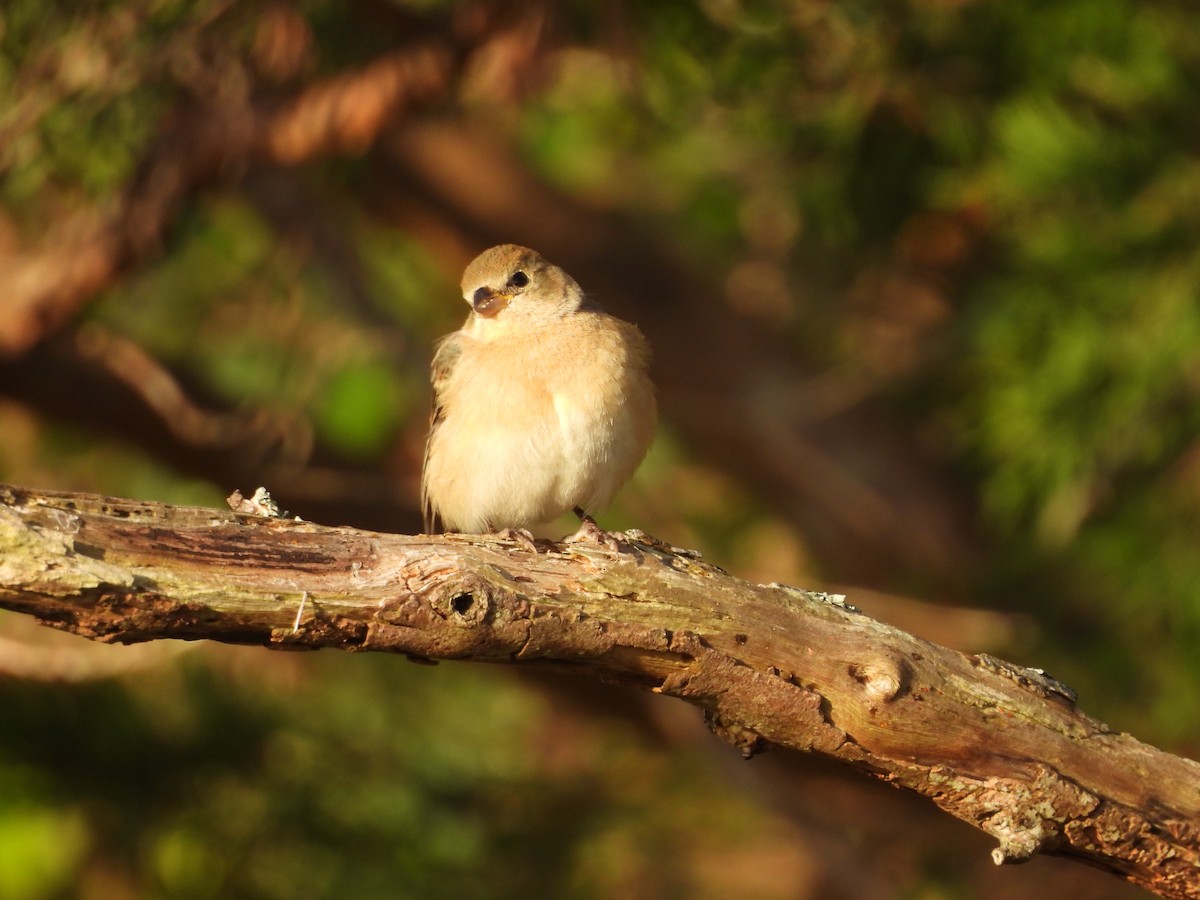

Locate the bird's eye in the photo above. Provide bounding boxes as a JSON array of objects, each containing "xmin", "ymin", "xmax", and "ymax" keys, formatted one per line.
[{"xmin": 510, "ymin": 271, "xmax": 529, "ymax": 288}]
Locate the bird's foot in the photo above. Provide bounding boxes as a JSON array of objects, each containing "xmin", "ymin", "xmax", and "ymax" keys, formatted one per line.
[
  {"xmin": 495, "ymin": 527, "xmax": 539, "ymax": 556},
  {"xmin": 565, "ymin": 508, "xmax": 625, "ymax": 552}
]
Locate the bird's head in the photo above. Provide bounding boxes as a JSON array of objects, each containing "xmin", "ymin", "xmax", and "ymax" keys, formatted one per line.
[{"xmin": 460, "ymin": 245, "xmax": 589, "ymax": 336}]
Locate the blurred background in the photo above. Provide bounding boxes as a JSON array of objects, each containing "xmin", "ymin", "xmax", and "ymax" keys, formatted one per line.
[{"xmin": 0, "ymin": 0, "xmax": 1196, "ymax": 897}]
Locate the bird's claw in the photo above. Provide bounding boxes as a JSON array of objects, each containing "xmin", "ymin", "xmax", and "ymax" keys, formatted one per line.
[
  {"xmin": 496, "ymin": 527, "xmax": 539, "ymax": 556},
  {"xmin": 564, "ymin": 510, "xmax": 625, "ymax": 551}
]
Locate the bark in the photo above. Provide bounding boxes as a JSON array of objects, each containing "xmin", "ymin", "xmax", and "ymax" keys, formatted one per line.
[{"xmin": 1, "ymin": 483, "xmax": 1197, "ymax": 898}]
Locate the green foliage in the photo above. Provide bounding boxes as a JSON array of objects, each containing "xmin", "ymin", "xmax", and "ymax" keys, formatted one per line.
[
  {"xmin": 0, "ymin": 801, "xmax": 87, "ymax": 900},
  {"xmin": 0, "ymin": 651, "xmax": 789, "ymax": 898},
  {"xmin": 0, "ymin": 0, "xmax": 207, "ymax": 217},
  {"xmin": 314, "ymin": 361, "xmax": 407, "ymax": 459}
]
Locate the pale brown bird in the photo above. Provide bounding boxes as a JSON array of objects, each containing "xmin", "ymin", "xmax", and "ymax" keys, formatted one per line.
[{"xmin": 421, "ymin": 244, "xmax": 656, "ymax": 539}]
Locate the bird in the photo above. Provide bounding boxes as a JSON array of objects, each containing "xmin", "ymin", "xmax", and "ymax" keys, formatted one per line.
[{"xmin": 421, "ymin": 244, "xmax": 656, "ymax": 542}]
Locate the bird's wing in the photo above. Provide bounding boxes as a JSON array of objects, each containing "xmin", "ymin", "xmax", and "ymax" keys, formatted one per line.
[{"xmin": 421, "ymin": 332, "xmax": 464, "ymax": 533}]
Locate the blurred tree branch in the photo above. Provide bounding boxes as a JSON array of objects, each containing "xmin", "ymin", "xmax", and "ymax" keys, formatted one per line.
[
  {"xmin": 0, "ymin": 0, "xmax": 525, "ymax": 357},
  {"xmin": 1, "ymin": 483, "xmax": 1196, "ymax": 899}
]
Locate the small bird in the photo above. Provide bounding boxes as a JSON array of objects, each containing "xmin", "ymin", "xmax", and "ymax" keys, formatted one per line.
[{"xmin": 421, "ymin": 244, "xmax": 656, "ymax": 540}]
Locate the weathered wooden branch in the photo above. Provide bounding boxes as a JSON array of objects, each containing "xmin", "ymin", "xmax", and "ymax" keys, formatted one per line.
[{"xmin": 0, "ymin": 483, "xmax": 1197, "ymax": 898}]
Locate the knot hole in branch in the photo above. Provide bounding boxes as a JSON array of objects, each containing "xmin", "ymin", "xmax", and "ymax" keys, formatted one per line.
[{"xmin": 430, "ymin": 576, "xmax": 494, "ymax": 627}]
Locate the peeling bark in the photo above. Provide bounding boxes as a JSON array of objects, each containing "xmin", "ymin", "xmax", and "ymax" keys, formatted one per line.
[{"xmin": 0, "ymin": 483, "xmax": 1197, "ymax": 898}]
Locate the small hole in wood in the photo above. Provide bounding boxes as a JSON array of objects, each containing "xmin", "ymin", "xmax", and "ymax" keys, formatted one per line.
[{"xmin": 451, "ymin": 593, "xmax": 474, "ymax": 615}]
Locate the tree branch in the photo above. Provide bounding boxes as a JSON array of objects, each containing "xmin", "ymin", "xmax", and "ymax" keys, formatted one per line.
[{"xmin": 0, "ymin": 483, "xmax": 1197, "ymax": 898}]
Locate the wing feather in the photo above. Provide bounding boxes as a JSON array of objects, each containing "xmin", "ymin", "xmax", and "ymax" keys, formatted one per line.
[{"xmin": 421, "ymin": 332, "xmax": 463, "ymax": 533}]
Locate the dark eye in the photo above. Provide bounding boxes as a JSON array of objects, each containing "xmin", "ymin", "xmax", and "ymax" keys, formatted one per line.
[{"xmin": 510, "ymin": 271, "xmax": 529, "ymax": 288}]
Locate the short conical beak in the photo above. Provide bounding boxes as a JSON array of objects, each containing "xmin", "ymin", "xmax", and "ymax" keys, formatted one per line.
[{"xmin": 471, "ymin": 286, "xmax": 510, "ymax": 318}]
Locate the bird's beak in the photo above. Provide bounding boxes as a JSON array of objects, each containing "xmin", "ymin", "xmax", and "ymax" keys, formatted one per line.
[{"xmin": 471, "ymin": 286, "xmax": 510, "ymax": 318}]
